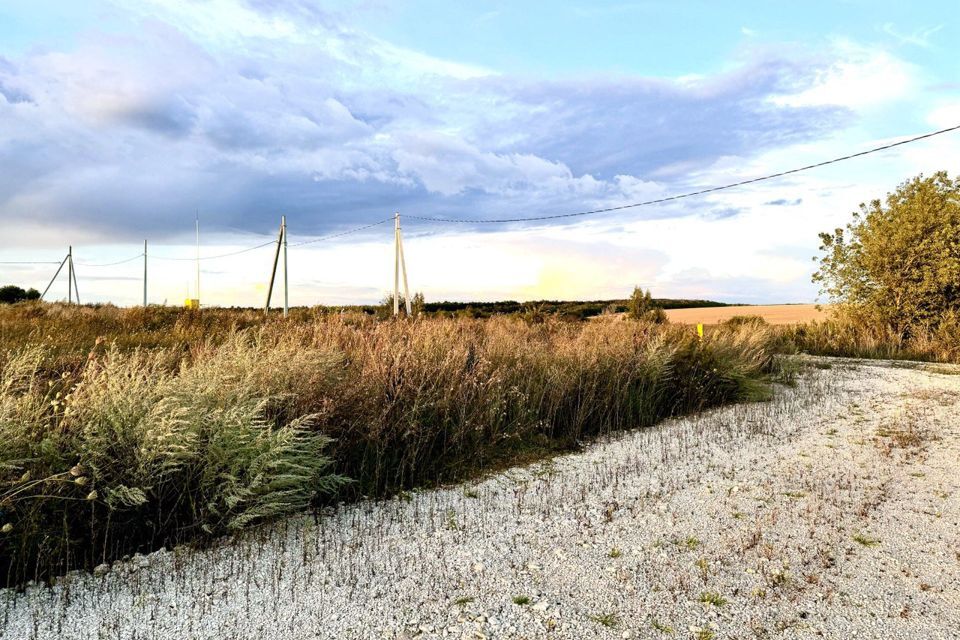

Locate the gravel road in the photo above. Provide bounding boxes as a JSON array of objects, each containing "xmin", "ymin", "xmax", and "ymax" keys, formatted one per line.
[{"xmin": 2, "ymin": 358, "xmax": 958, "ymax": 639}]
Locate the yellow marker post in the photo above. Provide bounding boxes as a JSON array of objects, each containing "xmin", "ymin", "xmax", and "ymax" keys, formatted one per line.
[{"xmin": 696, "ymin": 323, "xmax": 704, "ymax": 340}]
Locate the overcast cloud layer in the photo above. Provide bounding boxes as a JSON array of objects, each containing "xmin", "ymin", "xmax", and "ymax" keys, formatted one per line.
[{"xmin": 0, "ymin": 1, "xmax": 957, "ymax": 305}]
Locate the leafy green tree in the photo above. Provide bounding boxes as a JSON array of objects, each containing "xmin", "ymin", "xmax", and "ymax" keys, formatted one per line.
[
  {"xmin": 411, "ymin": 292, "xmax": 425, "ymax": 315},
  {"xmin": 0, "ymin": 285, "xmax": 40, "ymax": 304},
  {"xmin": 378, "ymin": 292, "xmax": 426, "ymax": 318},
  {"xmin": 813, "ymin": 171, "xmax": 960, "ymax": 337},
  {"xmin": 627, "ymin": 286, "xmax": 667, "ymax": 323}
]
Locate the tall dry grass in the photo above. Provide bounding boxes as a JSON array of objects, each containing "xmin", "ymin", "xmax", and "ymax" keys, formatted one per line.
[
  {"xmin": 0, "ymin": 304, "xmax": 780, "ymax": 587},
  {"xmin": 783, "ymin": 314, "xmax": 960, "ymax": 363}
]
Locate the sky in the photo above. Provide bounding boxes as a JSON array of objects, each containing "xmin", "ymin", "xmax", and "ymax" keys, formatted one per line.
[{"xmin": 0, "ymin": 0, "xmax": 958, "ymax": 306}]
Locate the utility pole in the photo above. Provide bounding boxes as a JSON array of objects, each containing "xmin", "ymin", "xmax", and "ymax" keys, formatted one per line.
[
  {"xmin": 67, "ymin": 246, "xmax": 73, "ymax": 304},
  {"xmin": 264, "ymin": 215, "xmax": 286, "ymax": 315},
  {"xmin": 393, "ymin": 213, "xmax": 400, "ymax": 316},
  {"xmin": 282, "ymin": 215, "xmax": 289, "ymax": 318},
  {"xmin": 393, "ymin": 212, "xmax": 412, "ymax": 317},
  {"xmin": 41, "ymin": 253, "xmax": 69, "ymax": 301},
  {"xmin": 195, "ymin": 213, "xmax": 200, "ymax": 308},
  {"xmin": 71, "ymin": 251, "xmax": 80, "ymax": 304},
  {"xmin": 143, "ymin": 239, "xmax": 148, "ymax": 306},
  {"xmin": 399, "ymin": 224, "xmax": 411, "ymax": 317}
]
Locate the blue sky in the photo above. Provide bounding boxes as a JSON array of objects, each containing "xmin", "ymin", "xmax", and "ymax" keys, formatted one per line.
[{"xmin": 0, "ymin": 0, "xmax": 958, "ymax": 305}]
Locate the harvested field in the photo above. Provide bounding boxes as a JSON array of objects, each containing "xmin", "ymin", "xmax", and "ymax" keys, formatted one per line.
[
  {"xmin": 666, "ymin": 303, "xmax": 828, "ymax": 325},
  {"xmin": 4, "ymin": 357, "xmax": 957, "ymax": 639}
]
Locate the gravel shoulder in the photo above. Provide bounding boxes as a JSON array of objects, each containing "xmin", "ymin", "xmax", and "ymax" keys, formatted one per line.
[{"xmin": 2, "ymin": 358, "xmax": 958, "ymax": 640}]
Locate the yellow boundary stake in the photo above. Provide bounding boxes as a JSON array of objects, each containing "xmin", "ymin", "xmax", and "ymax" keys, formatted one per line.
[{"xmin": 696, "ymin": 323, "xmax": 704, "ymax": 340}]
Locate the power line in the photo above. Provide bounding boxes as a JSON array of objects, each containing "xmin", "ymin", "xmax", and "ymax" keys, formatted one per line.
[
  {"xmin": 404, "ymin": 123, "xmax": 960, "ymax": 224},
  {"xmin": 151, "ymin": 240, "xmax": 277, "ymax": 261},
  {"xmin": 76, "ymin": 253, "xmax": 145, "ymax": 267},
  {"xmin": 0, "ymin": 261, "xmax": 62, "ymax": 265},
  {"xmin": 288, "ymin": 217, "xmax": 394, "ymax": 247}
]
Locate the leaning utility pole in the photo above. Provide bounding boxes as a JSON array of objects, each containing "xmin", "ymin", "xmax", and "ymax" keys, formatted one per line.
[
  {"xmin": 393, "ymin": 212, "xmax": 411, "ymax": 317},
  {"xmin": 282, "ymin": 216, "xmax": 288, "ymax": 317},
  {"xmin": 70, "ymin": 250, "xmax": 79, "ymax": 304},
  {"xmin": 264, "ymin": 215, "xmax": 288, "ymax": 317},
  {"xmin": 40, "ymin": 252, "xmax": 69, "ymax": 301}
]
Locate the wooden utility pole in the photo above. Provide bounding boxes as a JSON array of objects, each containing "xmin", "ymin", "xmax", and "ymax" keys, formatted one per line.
[
  {"xmin": 264, "ymin": 216, "xmax": 287, "ymax": 315},
  {"xmin": 282, "ymin": 215, "xmax": 288, "ymax": 318}
]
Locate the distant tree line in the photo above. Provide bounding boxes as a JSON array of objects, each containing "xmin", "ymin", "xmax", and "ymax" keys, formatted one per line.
[
  {"xmin": 0, "ymin": 285, "xmax": 40, "ymax": 304},
  {"xmin": 353, "ymin": 295, "xmax": 728, "ymax": 320}
]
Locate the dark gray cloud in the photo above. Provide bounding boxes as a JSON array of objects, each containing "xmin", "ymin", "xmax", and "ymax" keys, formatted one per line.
[
  {"xmin": 764, "ymin": 197, "xmax": 803, "ymax": 206},
  {"xmin": 0, "ymin": 80, "xmax": 32, "ymax": 105},
  {"xmin": 0, "ymin": 57, "xmax": 33, "ymax": 104},
  {"xmin": 117, "ymin": 96, "xmax": 197, "ymax": 137},
  {"xmin": 468, "ymin": 59, "xmax": 850, "ymax": 180}
]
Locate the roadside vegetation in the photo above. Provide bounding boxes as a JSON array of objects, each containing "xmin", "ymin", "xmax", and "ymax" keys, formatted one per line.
[
  {"xmin": 0, "ymin": 304, "xmax": 780, "ymax": 588},
  {"xmin": 797, "ymin": 171, "xmax": 960, "ymax": 363}
]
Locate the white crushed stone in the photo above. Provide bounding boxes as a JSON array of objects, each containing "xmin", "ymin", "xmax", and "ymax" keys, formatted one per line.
[{"xmin": 2, "ymin": 358, "xmax": 958, "ymax": 639}]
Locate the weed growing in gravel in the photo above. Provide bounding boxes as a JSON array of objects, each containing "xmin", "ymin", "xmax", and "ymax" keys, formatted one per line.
[
  {"xmin": 695, "ymin": 557, "xmax": 710, "ymax": 582},
  {"xmin": 454, "ymin": 596, "xmax": 475, "ymax": 607},
  {"xmin": 590, "ymin": 612, "xmax": 619, "ymax": 628},
  {"xmin": 651, "ymin": 619, "xmax": 675, "ymax": 634},
  {"xmin": 512, "ymin": 595, "xmax": 531, "ymax": 605},
  {"xmin": 608, "ymin": 547, "xmax": 622, "ymax": 558},
  {"xmin": 698, "ymin": 591, "xmax": 727, "ymax": 607},
  {"xmin": 853, "ymin": 533, "xmax": 880, "ymax": 547},
  {"xmin": 683, "ymin": 536, "xmax": 701, "ymax": 550}
]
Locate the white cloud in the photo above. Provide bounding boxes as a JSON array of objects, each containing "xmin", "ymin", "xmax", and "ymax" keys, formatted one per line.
[
  {"xmin": 881, "ymin": 23, "xmax": 944, "ymax": 49},
  {"xmin": 769, "ymin": 41, "xmax": 915, "ymax": 110},
  {"xmin": 927, "ymin": 103, "xmax": 960, "ymax": 129}
]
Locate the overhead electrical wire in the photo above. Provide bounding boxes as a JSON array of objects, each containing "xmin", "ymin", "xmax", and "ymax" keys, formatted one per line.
[
  {"xmin": 150, "ymin": 240, "xmax": 277, "ymax": 262},
  {"xmin": 288, "ymin": 217, "xmax": 394, "ymax": 247},
  {"xmin": 76, "ymin": 253, "xmax": 145, "ymax": 267}
]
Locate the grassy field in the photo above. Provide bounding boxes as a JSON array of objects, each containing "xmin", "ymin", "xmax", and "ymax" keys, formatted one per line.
[
  {"xmin": 665, "ymin": 304, "xmax": 828, "ymax": 325},
  {"xmin": 0, "ymin": 302, "xmax": 781, "ymax": 588}
]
